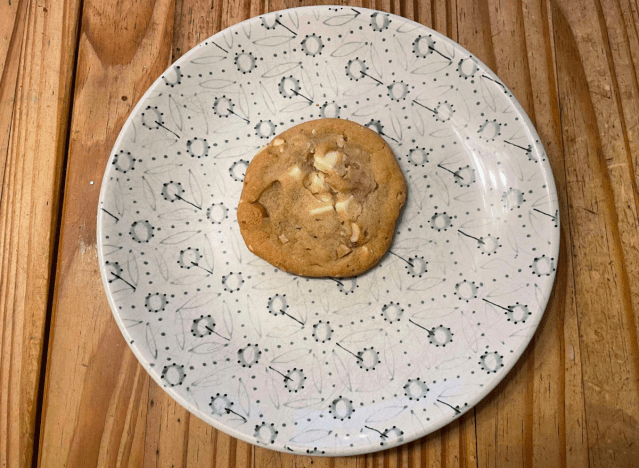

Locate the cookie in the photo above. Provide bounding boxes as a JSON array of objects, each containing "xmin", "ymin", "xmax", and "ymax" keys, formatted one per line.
[{"xmin": 237, "ymin": 118, "xmax": 407, "ymax": 277}]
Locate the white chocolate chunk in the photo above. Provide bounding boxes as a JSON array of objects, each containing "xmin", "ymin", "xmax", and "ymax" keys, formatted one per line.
[
  {"xmin": 335, "ymin": 194, "xmax": 362, "ymax": 220},
  {"xmin": 350, "ymin": 223, "xmax": 361, "ymax": 243},
  {"xmin": 279, "ymin": 234, "xmax": 289, "ymax": 244},
  {"xmin": 313, "ymin": 150, "xmax": 343, "ymax": 173},
  {"xmin": 272, "ymin": 138, "xmax": 284, "ymax": 146},
  {"xmin": 314, "ymin": 192, "xmax": 333, "ymax": 203},
  {"xmin": 337, "ymin": 244, "xmax": 352, "ymax": 258},
  {"xmin": 308, "ymin": 171, "xmax": 328, "ymax": 194},
  {"xmin": 360, "ymin": 245, "xmax": 373, "ymax": 259},
  {"xmin": 336, "ymin": 136, "xmax": 345, "ymax": 148},
  {"xmin": 310, "ymin": 203, "xmax": 335, "ymax": 215},
  {"xmin": 286, "ymin": 165, "xmax": 304, "ymax": 181}
]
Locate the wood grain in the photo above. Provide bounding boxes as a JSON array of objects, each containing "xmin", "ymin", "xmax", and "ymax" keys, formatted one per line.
[
  {"xmin": 0, "ymin": 1, "xmax": 82, "ymax": 467},
  {"xmin": 4, "ymin": 0, "xmax": 634, "ymax": 467}
]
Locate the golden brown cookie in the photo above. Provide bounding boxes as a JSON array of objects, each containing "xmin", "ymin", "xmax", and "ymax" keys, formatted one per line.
[{"xmin": 237, "ymin": 118, "xmax": 407, "ymax": 277}]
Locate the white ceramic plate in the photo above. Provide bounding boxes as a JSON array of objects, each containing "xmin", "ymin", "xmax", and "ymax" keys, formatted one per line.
[{"xmin": 98, "ymin": 6, "xmax": 559, "ymax": 456}]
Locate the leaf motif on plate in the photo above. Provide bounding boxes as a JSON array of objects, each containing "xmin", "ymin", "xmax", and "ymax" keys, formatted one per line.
[
  {"xmin": 411, "ymin": 103, "xmax": 425, "ymax": 136},
  {"xmin": 413, "ymin": 84, "xmax": 454, "ymax": 101},
  {"xmin": 410, "ymin": 409, "xmax": 427, "ymax": 433},
  {"xmin": 188, "ymin": 169, "xmax": 203, "ymax": 209},
  {"xmin": 280, "ymin": 101, "xmax": 312, "ymax": 113},
  {"xmin": 460, "ymin": 311, "xmax": 478, "ymax": 352},
  {"xmin": 411, "ymin": 306, "xmax": 458, "ymax": 320},
  {"xmin": 534, "ymin": 284, "xmax": 548, "ymax": 310},
  {"xmin": 155, "ymin": 249, "xmax": 169, "ymax": 281},
  {"xmin": 251, "ymin": 275, "xmax": 296, "ymax": 290},
  {"xmin": 200, "ymin": 79, "xmax": 236, "ymax": 89},
  {"xmin": 261, "ymin": 61, "xmax": 302, "ymax": 78},
  {"xmin": 213, "ymin": 145, "xmax": 255, "ymax": 159},
  {"xmin": 508, "ymin": 325, "xmax": 536, "ymax": 338},
  {"xmin": 323, "ymin": 12, "xmax": 358, "ymax": 26},
  {"xmin": 288, "ymin": 10, "xmax": 299, "ymax": 28},
  {"xmin": 145, "ymin": 323, "xmax": 158, "ymax": 360},
  {"xmin": 365, "ymin": 405, "xmax": 407, "ymax": 423},
  {"xmin": 114, "ymin": 179, "xmax": 125, "ymax": 216},
  {"xmin": 311, "ymin": 354, "xmax": 322, "ymax": 393},
  {"xmin": 454, "ymin": 190, "xmax": 482, "ymax": 202},
  {"xmin": 390, "ymin": 109, "xmax": 403, "ymax": 141},
  {"xmin": 352, "ymin": 106, "xmax": 379, "ymax": 117},
  {"xmin": 223, "ymin": 29, "xmax": 233, "ymax": 49},
  {"xmin": 327, "ymin": 67, "xmax": 339, "ymax": 97},
  {"xmin": 141, "ymin": 137, "xmax": 178, "ymax": 152},
  {"xmin": 270, "ymin": 348, "xmax": 311, "ymax": 364},
  {"xmin": 289, "ymin": 429, "xmax": 332, "ymax": 444},
  {"xmin": 126, "ymin": 250, "xmax": 139, "ymax": 287},
  {"xmin": 229, "ymin": 230, "xmax": 243, "ymax": 263},
  {"xmin": 529, "ymin": 209, "xmax": 553, "ymax": 245},
  {"xmin": 284, "ymin": 398, "xmax": 323, "ymax": 409},
  {"xmin": 480, "ymin": 75, "xmax": 498, "ymax": 112},
  {"xmin": 259, "ymin": 81, "xmax": 277, "ymax": 115},
  {"xmin": 438, "ymin": 383, "xmax": 482, "ymax": 399},
  {"xmin": 190, "ymin": 366, "xmax": 235, "ymax": 387},
  {"xmin": 407, "ymin": 277, "xmax": 445, "ymax": 291},
  {"xmin": 332, "ymin": 351, "xmax": 352, "ymax": 391},
  {"xmin": 266, "ymin": 324, "xmax": 302, "ymax": 339},
  {"xmin": 503, "ymin": 224, "xmax": 519, "ymax": 255},
  {"xmin": 122, "ymin": 319, "xmax": 143, "ymax": 328},
  {"xmin": 177, "ymin": 292, "xmax": 218, "ymax": 310},
  {"xmin": 142, "ymin": 176, "xmax": 156, "ymax": 211},
  {"xmin": 101, "ymin": 244, "xmax": 122, "ymax": 256},
  {"xmin": 202, "ymin": 233, "xmax": 214, "ymax": 273},
  {"xmin": 435, "ymin": 356, "xmax": 471, "ymax": 370},
  {"xmin": 486, "ymin": 283, "xmax": 528, "ymax": 298},
  {"xmin": 457, "ymin": 233, "xmax": 477, "ymax": 273},
  {"xmin": 332, "ymin": 302, "xmax": 372, "ymax": 315},
  {"xmin": 480, "ymin": 257, "xmax": 513, "ymax": 270},
  {"xmin": 242, "ymin": 21, "xmax": 251, "ymax": 39},
  {"xmin": 300, "ymin": 67, "xmax": 314, "ymax": 100},
  {"xmin": 175, "ymin": 310, "xmax": 186, "ymax": 350},
  {"xmin": 143, "ymin": 163, "xmax": 182, "ymax": 174},
  {"xmin": 265, "ymin": 370, "xmax": 280, "ymax": 409},
  {"xmin": 244, "ymin": 295, "xmax": 262, "ymax": 337},
  {"xmin": 340, "ymin": 328, "xmax": 383, "ymax": 344},
  {"xmin": 234, "ymin": 86, "xmax": 250, "ymax": 122},
  {"xmin": 188, "ymin": 341, "xmax": 228, "ymax": 354},
  {"xmin": 158, "ymin": 208, "xmax": 195, "ymax": 220},
  {"xmin": 171, "ymin": 273, "xmax": 208, "ymax": 285},
  {"xmin": 343, "ymin": 82, "xmax": 381, "ymax": 97},
  {"xmin": 238, "ymin": 378, "xmax": 250, "ymax": 416},
  {"xmin": 252, "ymin": 35, "xmax": 295, "ymax": 46},
  {"xmin": 331, "ymin": 41, "xmax": 366, "ymax": 57},
  {"xmin": 160, "ymin": 230, "xmax": 201, "ymax": 245},
  {"xmin": 222, "ymin": 300, "xmax": 234, "ymax": 338},
  {"xmin": 168, "ymin": 94, "xmax": 183, "ymax": 131},
  {"xmin": 393, "ymin": 35, "xmax": 408, "ymax": 71},
  {"xmin": 369, "ymin": 43, "xmax": 383, "ymax": 79},
  {"xmin": 383, "ymin": 334, "xmax": 395, "ymax": 380},
  {"xmin": 411, "ymin": 59, "xmax": 453, "ymax": 75},
  {"xmin": 429, "ymin": 171, "xmax": 449, "ymax": 206},
  {"xmin": 212, "ymin": 121, "xmax": 247, "ymax": 134},
  {"xmin": 459, "ymin": 217, "xmax": 498, "ymax": 229}
]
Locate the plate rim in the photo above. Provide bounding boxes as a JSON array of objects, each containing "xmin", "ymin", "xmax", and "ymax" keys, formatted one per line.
[{"xmin": 97, "ymin": 4, "xmax": 560, "ymax": 457}]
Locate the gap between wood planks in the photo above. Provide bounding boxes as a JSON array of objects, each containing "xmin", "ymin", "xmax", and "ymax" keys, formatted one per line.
[{"xmin": 31, "ymin": 1, "xmax": 86, "ymax": 467}]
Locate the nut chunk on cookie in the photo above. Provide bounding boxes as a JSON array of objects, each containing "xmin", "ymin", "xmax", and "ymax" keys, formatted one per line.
[{"xmin": 237, "ymin": 118, "xmax": 407, "ymax": 277}]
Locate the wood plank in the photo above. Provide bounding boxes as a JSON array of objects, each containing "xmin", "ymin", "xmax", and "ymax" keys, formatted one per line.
[
  {"xmin": 552, "ymin": 1, "xmax": 639, "ymax": 466},
  {"xmin": 36, "ymin": 2, "xmax": 177, "ymax": 467},
  {"xmin": 0, "ymin": 0, "xmax": 82, "ymax": 467}
]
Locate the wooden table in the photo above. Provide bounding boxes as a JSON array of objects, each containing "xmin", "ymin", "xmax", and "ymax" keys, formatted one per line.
[{"xmin": 2, "ymin": 0, "xmax": 639, "ymax": 467}]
